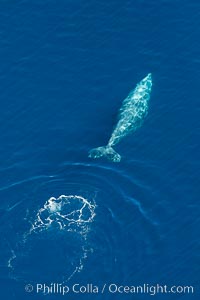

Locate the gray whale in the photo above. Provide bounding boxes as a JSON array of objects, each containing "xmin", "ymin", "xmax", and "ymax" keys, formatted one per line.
[{"xmin": 89, "ymin": 73, "xmax": 152, "ymax": 162}]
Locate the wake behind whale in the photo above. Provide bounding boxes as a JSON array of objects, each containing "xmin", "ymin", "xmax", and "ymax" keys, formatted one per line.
[{"xmin": 89, "ymin": 73, "xmax": 152, "ymax": 162}]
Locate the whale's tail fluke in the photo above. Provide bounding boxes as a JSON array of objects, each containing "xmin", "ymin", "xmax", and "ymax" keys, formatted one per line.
[{"xmin": 88, "ymin": 146, "xmax": 121, "ymax": 162}]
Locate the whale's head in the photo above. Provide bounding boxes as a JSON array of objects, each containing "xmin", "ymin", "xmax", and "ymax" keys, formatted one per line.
[
  {"xmin": 141, "ymin": 73, "xmax": 152, "ymax": 90},
  {"xmin": 146, "ymin": 73, "xmax": 152, "ymax": 81}
]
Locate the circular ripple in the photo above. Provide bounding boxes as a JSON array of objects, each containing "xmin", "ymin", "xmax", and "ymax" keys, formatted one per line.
[
  {"xmin": 4, "ymin": 158, "xmax": 161, "ymax": 286},
  {"xmin": 8, "ymin": 185, "xmax": 97, "ymax": 282}
]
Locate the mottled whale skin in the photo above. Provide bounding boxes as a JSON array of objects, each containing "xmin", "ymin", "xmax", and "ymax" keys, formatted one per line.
[{"xmin": 89, "ymin": 73, "xmax": 152, "ymax": 162}]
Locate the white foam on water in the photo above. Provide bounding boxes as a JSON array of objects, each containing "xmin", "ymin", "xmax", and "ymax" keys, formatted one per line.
[
  {"xmin": 30, "ymin": 194, "xmax": 96, "ymax": 234},
  {"xmin": 9, "ymin": 194, "xmax": 96, "ymax": 282}
]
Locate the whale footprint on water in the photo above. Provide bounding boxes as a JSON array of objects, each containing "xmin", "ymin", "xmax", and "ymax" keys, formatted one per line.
[{"xmin": 89, "ymin": 73, "xmax": 152, "ymax": 162}]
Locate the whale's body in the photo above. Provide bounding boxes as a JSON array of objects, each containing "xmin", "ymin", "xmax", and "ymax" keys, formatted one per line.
[{"xmin": 89, "ymin": 73, "xmax": 152, "ymax": 162}]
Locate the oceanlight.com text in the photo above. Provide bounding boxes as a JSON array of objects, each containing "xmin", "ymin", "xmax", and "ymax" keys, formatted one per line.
[{"xmin": 25, "ymin": 283, "xmax": 194, "ymax": 296}]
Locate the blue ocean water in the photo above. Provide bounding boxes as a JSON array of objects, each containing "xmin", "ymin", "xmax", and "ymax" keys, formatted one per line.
[{"xmin": 0, "ymin": 0, "xmax": 199, "ymax": 299}]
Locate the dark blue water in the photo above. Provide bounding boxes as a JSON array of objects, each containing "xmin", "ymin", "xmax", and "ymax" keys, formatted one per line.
[{"xmin": 0, "ymin": 1, "xmax": 199, "ymax": 299}]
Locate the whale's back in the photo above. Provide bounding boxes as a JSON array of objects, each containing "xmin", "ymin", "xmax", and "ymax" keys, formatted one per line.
[
  {"xmin": 108, "ymin": 74, "xmax": 152, "ymax": 146},
  {"xmin": 119, "ymin": 73, "xmax": 152, "ymax": 119}
]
